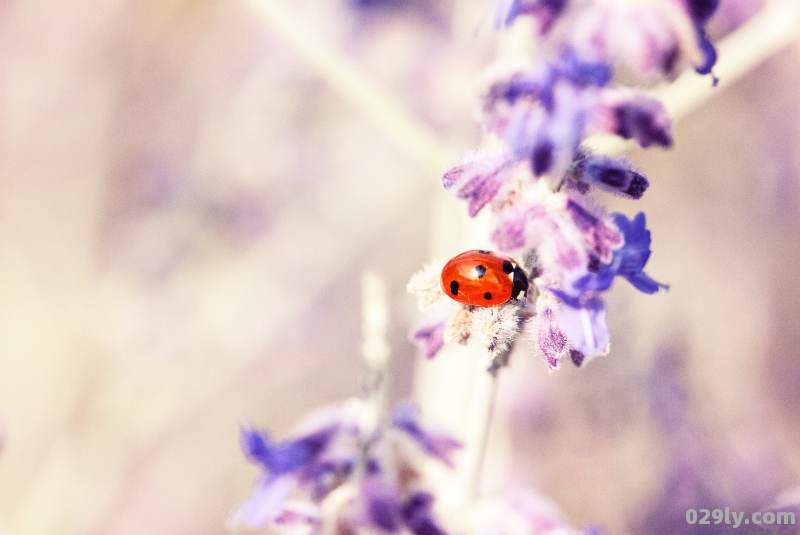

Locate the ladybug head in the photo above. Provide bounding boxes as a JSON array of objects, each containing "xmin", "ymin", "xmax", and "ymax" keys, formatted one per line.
[{"xmin": 511, "ymin": 265, "xmax": 529, "ymax": 300}]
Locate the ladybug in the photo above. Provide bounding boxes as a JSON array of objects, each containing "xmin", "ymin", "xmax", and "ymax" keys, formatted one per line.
[{"xmin": 441, "ymin": 250, "xmax": 529, "ymax": 307}]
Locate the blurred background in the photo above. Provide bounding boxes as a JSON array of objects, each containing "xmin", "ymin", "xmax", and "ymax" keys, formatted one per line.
[{"xmin": 0, "ymin": 0, "xmax": 798, "ymax": 534}]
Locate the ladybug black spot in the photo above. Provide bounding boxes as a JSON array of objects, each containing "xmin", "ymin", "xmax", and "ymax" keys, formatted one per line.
[
  {"xmin": 478, "ymin": 250, "xmax": 490, "ymax": 254},
  {"xmin": 484, "ymin": 292, "xmax": 492, "ymax": 300},
  {"xmin": 502, "ymin": 260, "xmax": 514, "ymax": 274},
  {"xmin": 450, "ymin": 281, "xmax": 459, "ymax": 296},
  {"xmin": 474, "ymin": 265, "xmax": 487, "ymax": 278}
]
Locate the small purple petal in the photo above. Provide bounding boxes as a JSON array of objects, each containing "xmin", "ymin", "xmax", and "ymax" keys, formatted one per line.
[
  {"xmin": 241, "ymin": 428, "xmax": 272, "ymax": 464},
  {"xmin": 241, "ymin": 425, "xmax": 338, "ymax": 476},
  {"xmin": 390, "ymin": 403, "xmax": 461, "ymax": 466},
  {"xmin": 491, "ymin": 201, "xmax": 548, "ymax": 254},
  {"xmin": 556, "ymin": 299, "xmax": 610, "ymax": 358},
  {"xmin": 564, "ymin": 212, "xmax": 666, "ymax": 297},
  {"xmin": 565, "ymin": 199, "xmax": 599, "ymax": 230},
  {"xmin": 610, "ymin": 212, "xmax": 668, "ymax": 294},
  {"xmin": 694, "ymin": 29, "xmax": 718, "ymax": 81},
  {"xmin": 442, "ymin": 155, "xmax": 510, "ymax": 217},
  {"xmin": 410, "ymin": 320, "xmax": 446, "ymax": 360},
  {"xmin": 230, "ymin": 475, "xmax": 296, "ymax": 529},
  {"xmin": 626, "ymin": 271, "xmax": 668, "ymax": 294}
]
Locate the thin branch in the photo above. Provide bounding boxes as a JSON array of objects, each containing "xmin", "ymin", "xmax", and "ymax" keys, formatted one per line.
[{"xmin": 458, "ymin": 341, "xmax": 516, "ymax": 503}]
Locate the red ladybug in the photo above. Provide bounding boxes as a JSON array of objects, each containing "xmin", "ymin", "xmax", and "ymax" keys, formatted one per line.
[{"xmin": 441, "ymin": 250, "xmax": 529, "ymax": 307}]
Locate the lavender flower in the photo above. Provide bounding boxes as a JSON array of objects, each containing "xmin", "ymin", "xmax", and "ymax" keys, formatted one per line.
[
  {"xmin": 231, "ymin": 400, "xmax": 459, "ymax": 533},
  {"xmin": 423, "ymin": 0, "xmax": 702, "ymax": 369}
]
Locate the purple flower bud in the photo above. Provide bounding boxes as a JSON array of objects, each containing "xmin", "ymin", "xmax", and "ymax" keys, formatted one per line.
[
  {"xmin": 569, "ymin": 153, "xmax": 650, "ymax": 199},
  {"xmin": 410, "ymin": 319, "xmax": 446, "ymax": 360},
  {"xmin": 612, "ymin": 98, "xmax": 673, "ymax": 148}
]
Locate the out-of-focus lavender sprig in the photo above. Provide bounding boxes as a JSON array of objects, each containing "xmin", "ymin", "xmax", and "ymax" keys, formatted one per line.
[
  {"xmin": 496, "ymin": 0, "xmax": 720, "ymax": 80},
  {"xmin": 229, "ymin": 399, "xmax": 460, "ymax": 534},
  {"xmin": 410, "ymin": 0, "xmax": 718, "ymax": 370}
]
